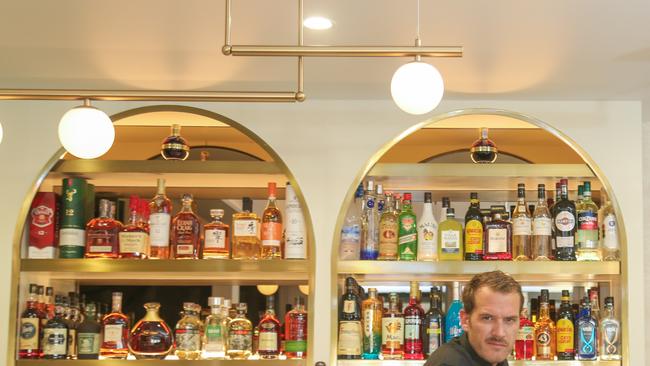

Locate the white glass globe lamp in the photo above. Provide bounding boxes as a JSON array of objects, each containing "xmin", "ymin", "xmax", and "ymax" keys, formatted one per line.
[
  {"xmin": 58, "ymin": 100, "xmax": 115, "ymax": 159},
  {"xmin": 391, "ymin": 61, "xmax": 444, "ymax": 115}
]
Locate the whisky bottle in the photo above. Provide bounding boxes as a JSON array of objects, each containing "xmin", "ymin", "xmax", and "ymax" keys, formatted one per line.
[
  {"xmin": 438, "ymin": 208, "xmax": 463, "ymax": 261},
  {"xmin": 398, "ymin": 193, "xmax": 418, "ymax": 260},
  {"xmin": 417, "ymin": 192, "xmax": 438, "ymax": 261},
  {"xmin": 340, "ymin": 184, "xmax": 364, "ymax": 260},
  {"xmin": 258, "ymin": 296, "xmax": 281, "ymax": 359},
  {"xmin": 171, "ymin": 194, "xmax": 201, "ymax": 259},
  {"xmin": 85, "ymin": 199, "xmax": 121, "ymax": 259},
  {"xmin": 42, "ymin": 295, "xmax": 68, "ymax": 359},
  {"xmin": 361, "ymin": 181, "xmax": 380, "ymax": 260},
  {"xmin": 534, "ymin": 289, "xmax": 556, "ymax": 360},
  {"xmin": 261, "ymin": 182, "xmax": 283, "ymax": 259},
  {"xmin": 59, "ymin": 178, "xmax": 89, "ymax": 258},
  {"xmin": 18, "ymin": 284, "xmax": 42, "ymax": 359},
  {"xmin": 556, "ymin": 290, "xmax": 575, "ymax": 360},
  {"xmin": 227, "ymin": 303, "xmax": 253, "ymax": 360},
  {"xmin": 423, "ymin": 287, "xmax": 444, "ymax": 357},
  {"xmin": 284, "ymin": 182, "xmax": 307, "ymax": 259},
  {"xmin": 232, "ymin": 197, "xmax": 262, "ymax": 260},
  {"xmin": 554, "ymin": 179, "xmax": 577, "ymax": 260},
  {"xmin": 119, "ymin": 195, "xmax": 149, "ymax": 259},
  {"xmin": 599, "ymin": 297, "xmax": 621, "ymax": 360},
  {"xmin": 512, "ymin": 184, "xmax": 532, "ymax": 261},
  {"xmin": 576, "ymin": 181, "xmax": 602, "ymax": 261},
  {"xmin": 284, "ymin": 297, "xmax": 308, "ymax": 359},
  {"xmin": 100, "ymin": 292, "xmax": 129, "ymax": 359},
  {"xmin": 66, "ymin": 293, "xmax": 80, "ymax": 359},
  {"xmin": 361, "ymin": 288, "xmax": 383, "ymax": 359},
  {"xmin": 77, "ymin": 303, "xmax": 101, "ymax": 359},
  {"xmin": 532, "ymin": 184, "xmax": 553, "ymax": 260},
  {"xmin": 464, "ymin": 192, "xmax": 483, "ymax": 260},
  {"xmin": 175, "ymin": 303, "xmax": 203, "ymax": 360},
  {"xmin": 338, "ymin": 277, "xmax": 362, "ymax": 359},
  {"xmin": 160, "ymin": 124, "xmax": 189, "ymax": 160},
  {"xmin": 576, "ymin": 297, "xmax": 597, "ymax": 360},
  {"xmin": 381, "ymin": 293, "xmax": 404, "ymax": 360},
  {"xmin": 129, "ymin": 302, "xmax": 173, "ymax": 359},
  {"xmin": 202, "ymin": 209, "xmax": 230, "ymax": 259},
  {"xmin": 202, "ymin": 297, "xmax": 227, "ymax": 359},
  {"xmin": 378, "ymin": 193, "xmax": 399, "ymax": 260},
  {"xmin": 403, "ymin": 282, "xmax": 424, "ymax": 360},
  {"xmin": 149, "ymin": 178, "xmax": 172, "ymax": 259}
]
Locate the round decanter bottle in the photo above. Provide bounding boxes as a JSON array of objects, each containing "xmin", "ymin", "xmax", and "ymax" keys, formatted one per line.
[
  {"xmin": 128, "ymin": 302, "xmax": 173, "ymax": 359},
  {"xmin": 161, "ymin": 124, "xmax": 190, "ymax": 160}
]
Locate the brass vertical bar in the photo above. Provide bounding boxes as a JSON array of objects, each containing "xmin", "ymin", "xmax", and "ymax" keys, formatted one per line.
[
  {"xmin": 225, "ymin": 0, "xmax": 232, "ymax": 46},
  {"xmin": 298, "ymin": 0, "xmax": 304, "ymax": 96}
]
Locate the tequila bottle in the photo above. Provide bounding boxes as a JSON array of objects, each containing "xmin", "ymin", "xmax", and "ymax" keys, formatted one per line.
[
  {"xmin": 261, "ymin": 182, "xmax": 283, "ymax": 259},
  {"xmin": 600, "ymin": 193, "xmax": 620, "ymax": 261},
  {"xmin": 378, "ymin": 193, "xmax": 399, "ymax": 260},
  {"xmin": 534, "ymin": 289, "xmax": 556, "ymax": 360},
  {"xmin": 232, "ymin": 197, "xmax": 262, "ymax": 260},
  {"xmin": 599, "ymin": 297, "xmax": 621, "ymax": 360},
  {"xmin": 149, "ymin": 178, "xmax": 172, "ymax": 259},
  {"xmin": 403, "ymin": 282, "xmax": 424, "ymax": 360},
  {"xmin": 129, "ymin": 302, "xmax": 173, "ymax": 359},
  {"xmin": 398, "ymin": 193, "xmax": 418, "ymax": 260},
  {"xmin": 100, "ymin": 292, "xmax": 129, "ymax": 359},
  {"xmin": 553, "ymin": 179, "xmax": 577, "ymax": 260},
  {"xmin": 464, "ymin": 192, "xmax": 483, "ymax": 260},
  {"xmin": 514, "ymin": 293, "xmax": 533, "ymax": 360},
  {"xmin": 338, "ymin": 277, "xmax": 362, "ymax": 359},
  {"xmin": 532, "ymin": 184, "xmax": 553, "ymax": 260},
  {"xmin": 284, "ymin": 297, "xmax": 308, "ymax": 359},
  {"xmin": 43, "ymin": 295, "xmax": 68, "ymax": 359},
  {"xmin": 202, "ymin": 209, "xmax": 230, "ymax": 259},
  {"xmin": 556, "ymin": 290, "xmax": 575, "ymax": 360},
  {"xmin": 423, "ymin": 287, "xmax": 444, "ymax": 357},
  {"xmin": 438, "ymin": 208, "xmax": 463, "ymax": 261},
  {"xmin": 175, "ymin": 303, "xmax": 203, "ymax": 360},
  {"xmin": 361, "ymin": 181, "xmax": 380, "ymax": 260},
  {"xmin": 77, "ymin": 303, "xmax": 101, "ymax": 359},
  {"xmin": 85, "ymin": 199, "xmax": 121, "ymax": 258},
  {"xmin": 381, "ymin": 293, "xmax": 404, "ymax": 360},
  {"xmin": 483, "ymin": 208, "xmax": 512, "ymax": 260},
  {"xmin": 171, "ymin": 194, "xmax": 201, "ymax": 259},
  {"xmin": 417, "ymin": 192, "xmax": 438, "ymax": 261},
  {"xmin": 284, "ymin": 182, "xmax": 307, "ymax": 259},
  {"xmin": 576, "ymin": 181, "xmax": 601, "ymax": 261},
  {"xmin": 512, "ymin": 184, "xmax": 532, "ymax": 261},
  {"xmin": 258, "ymin": 296, "xmax": 281, "ymax": 359},
  {"xmin": 119, "ymin": 195, "xmax": 149, "ymax": 259},
  {"xmin": 361, "ymin": 288, "xmax": 382, "ymax": 359},
  {"xmin": 202, "ymin": 297, "xmax": 228, "ymax": 359},
  {"xmin": 576, "ymin": 297, "xmax": 598, "ymax": 360},
  {"xmin": 228, "ymin": 303, "xmax": 253, "ymax": 359},
  {"xmin": 18, "ymin": 284, "xmax": 42, "ymax": 359}
]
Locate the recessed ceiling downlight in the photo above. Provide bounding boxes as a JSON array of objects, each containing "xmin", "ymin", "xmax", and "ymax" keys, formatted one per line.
[{"xmin": 303, "ymin": 16, "xmax": 333, "ymax": 30}]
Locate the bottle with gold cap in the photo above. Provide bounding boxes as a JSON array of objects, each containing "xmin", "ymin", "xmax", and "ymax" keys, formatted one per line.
[
  {"xmin": 403, "ymin": 281, "xmax": 424, "ymax": 360},
  {"xmin": 161, "ymin": 124, "xmax": 189, "ymax": 160},
  {"xmin": 261, "ymin": 182, "xmax": 283, "ymax": 259}
]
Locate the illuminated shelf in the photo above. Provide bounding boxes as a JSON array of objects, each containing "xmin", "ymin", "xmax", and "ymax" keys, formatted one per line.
[
  {"xmin": 20, "ymin": 259, "xmax": 309, "ymax": 285},
  {"xmin": 338, "ymin": 261, "xmax": 620, "ymax": 283},
  {"xmin": 52, "ymin": 160, "xmax": 283, "ymax": 174},
  {"xmin": 337, "ymin": 360, "xmax": 620, "ymax": 366},
  {"xmin": 17, "ymin": 360, "xmax": 305, "ymax": 366}
]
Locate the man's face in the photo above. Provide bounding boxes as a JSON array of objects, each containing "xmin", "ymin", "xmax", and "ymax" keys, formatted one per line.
[{"xmin": 460, "ymin": 287, "xmax": 520, "ymax": 365}]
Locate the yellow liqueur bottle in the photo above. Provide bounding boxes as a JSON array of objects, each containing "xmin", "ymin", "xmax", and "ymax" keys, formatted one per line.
[{"xmin": 438, "ymin": 208, "xmax": 463, "ymax": 261}]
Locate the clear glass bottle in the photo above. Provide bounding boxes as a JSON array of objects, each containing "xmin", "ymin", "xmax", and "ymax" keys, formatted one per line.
[
  {"xmin": 85, "ymin": 199, "xmax": 122, "ymax": 259},
  {"xmin": 77, "ymin": 302, "xmax": 101, "ymax": 359},
  {"xmin": 338, "ymin": 277, "xmax": 362, "ymax": 359},
  {"xmin": 100, "ymin": 292, "xmax": 129, "ymax": 359},
  {"xmin": 18, "ymin": 284, "xmax": 42, "ymax": 359},
  {"xmin": 339, "ymin": 184, "xmax": 364, "ymax": 260},
  {"xmin": 378, "ymin": 193, "xmax": 399, "ymax": 260},
  {"xmin": 128, "ymin": 302, "xmax": 173, "ymax": 359},
  {"xmin": 149, "ymin": 178, "xmax": 172, "ymax": 259},
  {"xmin": 202, "ymin": 209, "xmax": 230, "ymax": 259},
  {"xmin": 284, "ymin": 297, "xmax": 308, "ymax": 359},
  {"xmin": 119, "ymin": 195, "xmax": 149, "ymax": 259},
  {"xmin": 361, "ymin": 180, "xmax": 380, "ymax": 260},
  {"xmin": 381, "ymin": 293, "xmax": 404, "ymax": 360},
  {"xmin": 577, "ymin": 181, "xmax": 601, "ymax": 261},
  {"xmin": 600, "ymin": 192, "xmax": 620, "ymax": 260},
  {"xmin": 423, "ymin": 287, "xmax": 444, "ymax": 357},
  {"xmin": 438, "ymin": 208, "xmax": 463, "ymax": 261},
  {"xmin": 417, "ymin": 192, "xmax": 438, "ymax": 261},
  {"xmin": 599, "ymin": 296, "xmax": 621, "ymax": 360},
  {"xmin": 42, "ymin": 295, "xmax": 68, "ymax": 359},
  {"xmin": 261, "ymin": 182, "xmax": 283, "ymax": 259},
  {"xmin": 532, "ymin": 184, "xmax": 553, "ymax": 261},
  {"xmin": 228, "ymin": 303, "xmax": 253, "ymax": 360},
  {"xmin": 202, "ymin": 297, "xmax": 228, "ymax": 359},
  {"xmin": 512, "ymin": 184, "xmax": 532, "ymax": 261},
  {"xmin": 171, "ymin": 194, "xmax": 201, "ymax": 259},
  {"xmin": 284, "ymin": 181, "xmax": 307, "ymax": 259},
  {"xmin": 258, "ymin": 296, "xmax": 281, "ymax": 359},
  {"xmin": 398, "ymin": 193, "xmax": 418, "ymax": 260},
  {"xmin": 361, "ymin": 288, "xmax": 383, "ymax": 359},
  {"xmin": 534, "ymin": 289, "xmax": 556, "ymax": 360},
  {"xmin": 403, "ymin": 281, "xmax": 424, "ymax": 360},
  {"xmin": 464, "ymin": 192, "xmax": 484, "ymax": 260},
  {"xmin": 175, "ymin": 303, "xmax": 202, "ymax": 360},
  {"xmin": 232, "ymin": 197, "xmax": 262, "ymax": 260}
]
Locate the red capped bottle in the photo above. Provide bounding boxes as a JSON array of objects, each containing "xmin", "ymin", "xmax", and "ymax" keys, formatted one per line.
[{"xmin": 403, "ymin": 281, "xmax": 424, "ymax": 360}]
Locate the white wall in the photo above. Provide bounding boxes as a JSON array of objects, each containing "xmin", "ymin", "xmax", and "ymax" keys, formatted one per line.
[{"xmin": 0, "ymin": 99, "xmax": 643, "ymax": 365}]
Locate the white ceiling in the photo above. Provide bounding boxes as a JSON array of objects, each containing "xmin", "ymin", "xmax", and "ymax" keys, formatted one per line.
[{"xmin": 2, "ymin": 0, "xmax": 650, "ymax": 116}]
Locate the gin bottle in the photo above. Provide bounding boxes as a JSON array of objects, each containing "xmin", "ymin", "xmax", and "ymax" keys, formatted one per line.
[
  {"xmin": 417, "ymin": 192, "xmax": 438, "ymax": 261},
  {"xmin": 340, "ymin": 184, "xmax": 364, "ymax": 260},
  {"xmin": 576, "ymin": 181, "xmax": 601, "ymax": 261},
  {"xmin": 599, "ymin": 297, "xmax": 621, "ymax": 360}
]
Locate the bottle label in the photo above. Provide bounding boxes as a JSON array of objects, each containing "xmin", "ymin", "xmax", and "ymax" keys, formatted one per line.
[
  {"xmin": 175, "ymin": 328, "xmax": 201, "ymax": 351},
  {"xmin": 426, "ymin": 322, "xmax": 442, "ymax": 353},
  {"xmin": 206, "ymin": 324, "xmax": 224, "ymax": 344},
  {"xmin": 398, "ymin": 233, "xmax": 417, "ymax": 245},
  {"xmin": 43, "ymin": 328, "xmax": 67, "ymax": 355},
  {"xmin": 149, "ymin": 213, "xmax": 171, "ymax": 247},
  {"xmin": 603, "ymin": 214, "xmax": 619, "ymax": 250},
  {"xmin": 577, "ymin": 211, "xmax": 599, "ymax": 248},
  {"xmin": 77, "ymin": 332, "xmax": 100, "ymax": 354},
  {"xmin": 555, "ymin": 211, "xmax": 576, "ymax": 232},
  {"xmin": 602, "ymin": 322, "xmax": 620, "ymax": 355},
  {"xmin": 103, "ymin": 324, "xmax": 124, "ymax": 344},
  {"xmin": 556, "ymin": 318, "xmax": 575, "ymax": 354},
  {"xmin": 19, "ymin": 318, "xmax": 39, "ymax": 350},
  {"xmin": 447, "ymin": 324, "xmax": 463, "ymax": 341},
  {"xmin": 343, "ymin": 300, "xmax": 356, "ymax": 314},
  {"xmin": 556, "ymin": 236, "xmax": 575, "ymax": 248},
  {"xmin": 400, "ymin": 216, "xmax": 416, "ymax": 232},
  {"xmin": 379, "ymin": 219, "xmax": 398, "ymax": 258},
  {"xmin": 234, "ymin": 220, "xmax": 259, "ymax": 237},
  {"xmin": 285, "ymin": 340, "xmax": 307, "ymax": 352},
  {"xmin": 340, "ymin": 225, "xmax": 361, "ymax": 259},
  {"xmin": 258, "ymin": 332, "xmax": 278, "ymax": 351},
  {"xmin": 516, "ymin": 325, "xmax": 534, "ymax": 341},
  {"xmin": 513, "ymin": 217, "xmax": 532, "ymax": 236},
  {"xmin": 86, "ymin": 231, "xmax": 116, "ymax": 253},
  {"xmin": 487, "ymin": 228, "xmax": 507, "ymax": 253},
  {"xmin": 261, "ymin": 222, "xmax": 282, "ymax": 246},
  {"xmin": 533, "ymin": 217, "xmax": 552, "ymax": 236},
  {"xmin": 59, "ymin": 228, "xmax": 86, "ymax": 247},
  {"xmin": 205, "ymin": 229, "xmax": 227, "ymax": 249},
  {"xmin": 338, "ymin": 321, "xmax": 362, "ymax": 356},
  {"xmin": 577, "ymin": 323, "xmax": 596, "ymax": 357},
  {"xmin": 228, "ymin": 330, "xmax": 252, "ymax": 352},
  {"xmin": 536, "ymin": 330, "xmax": 552, "ymax": 357},
  {"xmin": 382, "ymin": 317, "xmax": 404, "ymax": 347},
  {"xmin": 119, "ymin": 232, "xmax": 148, "ymax": 253},
  {"xmin": 440, "ymin": 230, "xmax": 460, "ymax": 253},
  {"xmin": 464, "ymin": 220, "xmax": 483, "ymax": 254},
  {"xmin": 417, "ymin": 220, "xmax": 438, "ymax": 259},
  {"xmin": 363, "ymin": 309, "xmax": 377, "ymax": 337},
  {"xmin": 176, "ymin": 244, "xmax": 194, "ymax": 255},
  {"xmin": 404, "ymin": 316, "xmax": 422, "ymax": 340},
  {"xmin": 285, "ymin": 206, "xmax": 307, "ymax": 258}
]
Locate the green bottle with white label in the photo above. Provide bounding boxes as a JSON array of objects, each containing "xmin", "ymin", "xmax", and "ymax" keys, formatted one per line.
[{"xmin": 398, "ymin": 193, "xmax": 418, "ymax": 261}]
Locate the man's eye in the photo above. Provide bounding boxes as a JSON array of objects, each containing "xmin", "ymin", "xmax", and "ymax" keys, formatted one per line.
[
  {"xmin": 482, "ymin": 315, "xmax": 492, "ymax": 321},
  {"xmin": 506, "ymin": 318, "xmax": 517, "ymax": 324}
]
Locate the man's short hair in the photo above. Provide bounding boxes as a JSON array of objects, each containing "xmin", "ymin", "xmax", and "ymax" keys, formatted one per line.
[{"xmin": 462, "ymin": 270, "xmax": 523, "ymax": 314}]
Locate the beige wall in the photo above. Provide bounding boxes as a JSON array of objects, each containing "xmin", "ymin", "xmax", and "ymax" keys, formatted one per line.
[{"xmin": 0, "ymin": 99, "xmax": 644, "ymax": 365}]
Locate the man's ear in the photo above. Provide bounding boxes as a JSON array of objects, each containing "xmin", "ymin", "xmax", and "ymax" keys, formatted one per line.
[{"xmin": 460, "ymin": 308, "xmax": 470, "ymax": 332}]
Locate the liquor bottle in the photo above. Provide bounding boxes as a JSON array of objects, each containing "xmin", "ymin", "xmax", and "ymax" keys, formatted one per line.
[
  {"xmin": 577, "ymin": 181, "xmax": 601, "ymax": 261},
  {"xmin": 445, "ymin": 282, "xmax": 463, "ymax": 342},
  {"xmin": 66, "ymin": 293, "xmax": 80, "ymax": 359},
  {"xmin": 376, "ymin": 184, "xmax": 386, "ymax": 214},
  {"xmin": 550, "ymin": 181, "xmax": 561, "ymax": 257},
  {"xmin": 76, "ymin": 302, "xmax": 101, "ymax": 359},
  {"xmin": 534, "ymin": 289, "xmax": 556, "ymax": 360},
  {"xmin": 361, "ymin": 180, "xmax": 380, "ymax": 260},
  {"xmin": 378, "ymin": 193, "xmax": 399, "ymax": 260},
  {"xmin": 417, "ymin": 192, "xmax": 438, "ymax": 261},
  {"xmin": 338, "ymin": 277, "xmax": 362, "ymax": 359},
  {"xmin": 258, "ymin": 296, "xmax": 281, "ymax": 359},
  {"xmin": 171, "ymin": 194, "xmax": 201, "ymax": 259},
  {"xmin": 556, "ymin": 290, "xmax": 575, "ymax": 360},
  {"xmin": 530, "ymin": 298, "xmax": 539, "ymax": 324},
  {"xmin": 403, "ymin": 282, "xmax": 425, "ymax": 360},
  {"xmin": 42, "ymin": 295, "xmax": 68, "ymax": 359},
  {"xmin": 438, "ymin": 208, "xmax": 463, "ymax": 261},
  {"xmin": 59, "ymin": 178, "xmax": 88, "ymax": 258},
  {"xmin": 119, "ymin": 195, "xmax": 149, "ymax": 259},
  {"xmin": 599, "ymin": 193, "xmax": 620, "ymax": 261},
  {"xmin": 45, "ymin": 287, "xmax": 55, "ymax": 320},
  {"xmin": 340, "ymin": 184, "xmax": 364, "ymax": 260},
  {"xmin": 100, "ymin": 292, "xmax": 129, "ymax": 359},
  {"xmin": 554, "ymin": 179, "xmax": 577, "ymax": 260},
  {"xmin": 464, "ymin": 192, "xmax": 483, "ymax": 260},
  {"xmin": 160, "ymin": 124, "xmax": 190, "ymax": 160},
  {"xmin": 588, "ymin": 287, "xmax": 601, "ymax": 329},
  {"xmin": 232, "ymin": 197, "xmax": 262, "ymax": 260},
  {"xmin": 284, "ymin": 182, "xmax": 307, "ymax": 259},
  {"xmin": 599, "ymin": 297, "xmax": 621, "ymax": 360},
  {"xmin": 512, "ymin": 184, "xmax": 532, "ymax": 261},
  {"xmin": 532, "ymin": 184, "xmax": 553, "ymax": 260},
  {"xmin": 84, "ymin": 199, "xmax": 121, "ymax": 258},
  {"xmin": 381, "ymin": 293, "xmax": 404, "ymax": 360},
  {"xmin": 514, "ymin": 293, "xmax": 533, "ymax": 360},
  {"xmin": 149, "ymin": 178, "xmax": 172, "ymax": 259},
  {"xmin": 423, "ymin": 287, "xmax": 444, "ymax": 357},
  {"xmin": 19, "ymin": 284, "xmax": 42, "ymax": 359},
  {"xmin": 398, "ymin": 193, "xmax": 418, "ymax": 260},
  {"xmin": 439, "ymin": 197, "xmax": 450, "ymax": 224},
  {"xmin": 576, "ymin": 297, "xmax": 598, "ymax": 360},
  {"xmin": 175, "ymin": 303, "xmax": 203, "ymax": 360},
  {"xmin": 361, "ymin": 288, "xmax": 382, "ymax": 359},
  {"xmin": 202, "ymin": 209, "xmax": 230, "ymax": 259},
  {"xmin": 483, "ymin": 208, "xmax": 512, "ymax": 260},
  {"xmin": 576, "ymin": 184, "xmax": 585, "ymax": 211},
  {"xmin": 284, "ymin": 297, "xmax": 308, "ymax": 359},
  {"xmin": 470, "ymin": 127, "xmax": 498, "ymax": 163},
  {"xmin": 202, "ymin": 297, "xmax": 228, "ymax": 359},
  {"xmin": 261, "ymin": 182, "xmax": 283, "ymax": 259},
  {"xmin": 129, "ymin": 302, "xmax": 173, "ymax": 359}
]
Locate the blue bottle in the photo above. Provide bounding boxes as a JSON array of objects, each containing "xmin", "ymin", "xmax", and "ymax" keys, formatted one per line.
[
  {"xmin": 576, "ymin": 297, "xmax": 598, "ymax": 360},
  {"xmin": 444, "ymin": 282, "xmax": 464, "ymax": 342}
]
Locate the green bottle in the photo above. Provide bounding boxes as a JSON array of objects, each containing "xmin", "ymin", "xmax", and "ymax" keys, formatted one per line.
[
  {"xmin": 438, "ymin": 208, "xmax": 464, "ymax": 261},
  {"xmin": 59, "ymin": 178, "xmax": 89, "ymax": 258},
  {"xmin": 398, "ymin": 193, "xmax": 418, "ymax": 261}
]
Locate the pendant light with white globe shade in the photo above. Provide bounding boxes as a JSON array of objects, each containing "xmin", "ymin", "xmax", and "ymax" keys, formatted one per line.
[
  {"xmin": 391, "ymin": 0, "xmax": 445, "ymax": 115},
  {"xmin": 58, "ymin": 99, "xmax": 115, "ymax": 159}
]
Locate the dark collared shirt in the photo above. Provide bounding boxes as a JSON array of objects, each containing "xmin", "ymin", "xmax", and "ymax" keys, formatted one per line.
[{"xmin": 423, "ymin": 333, "xmax": 509, "ymax": 366}]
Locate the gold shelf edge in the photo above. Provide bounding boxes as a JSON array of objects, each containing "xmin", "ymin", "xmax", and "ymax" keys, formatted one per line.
[{"xmin": 53, "ymin": 160, "xmax": 284, "ymax": 175}]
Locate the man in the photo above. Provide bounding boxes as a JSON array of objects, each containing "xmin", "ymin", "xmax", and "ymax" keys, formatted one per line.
[{"xmin": 424, "ymin": 270, "xmax": 523, "ymax": 366}]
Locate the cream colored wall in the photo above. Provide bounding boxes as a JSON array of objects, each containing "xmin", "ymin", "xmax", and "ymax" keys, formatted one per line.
[{"xmin": 0, "ymin": 100, "xmax": 644, "ymax": 366}]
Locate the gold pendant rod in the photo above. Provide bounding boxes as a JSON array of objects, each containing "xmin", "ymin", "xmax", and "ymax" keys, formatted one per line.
[
  {"xmin": 225, "ymin": 45, "xmax": 463, "ymax": 58},
  {"xmin": 0, "ymin": 89, "xmax": 301, "ymax": 102}
]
